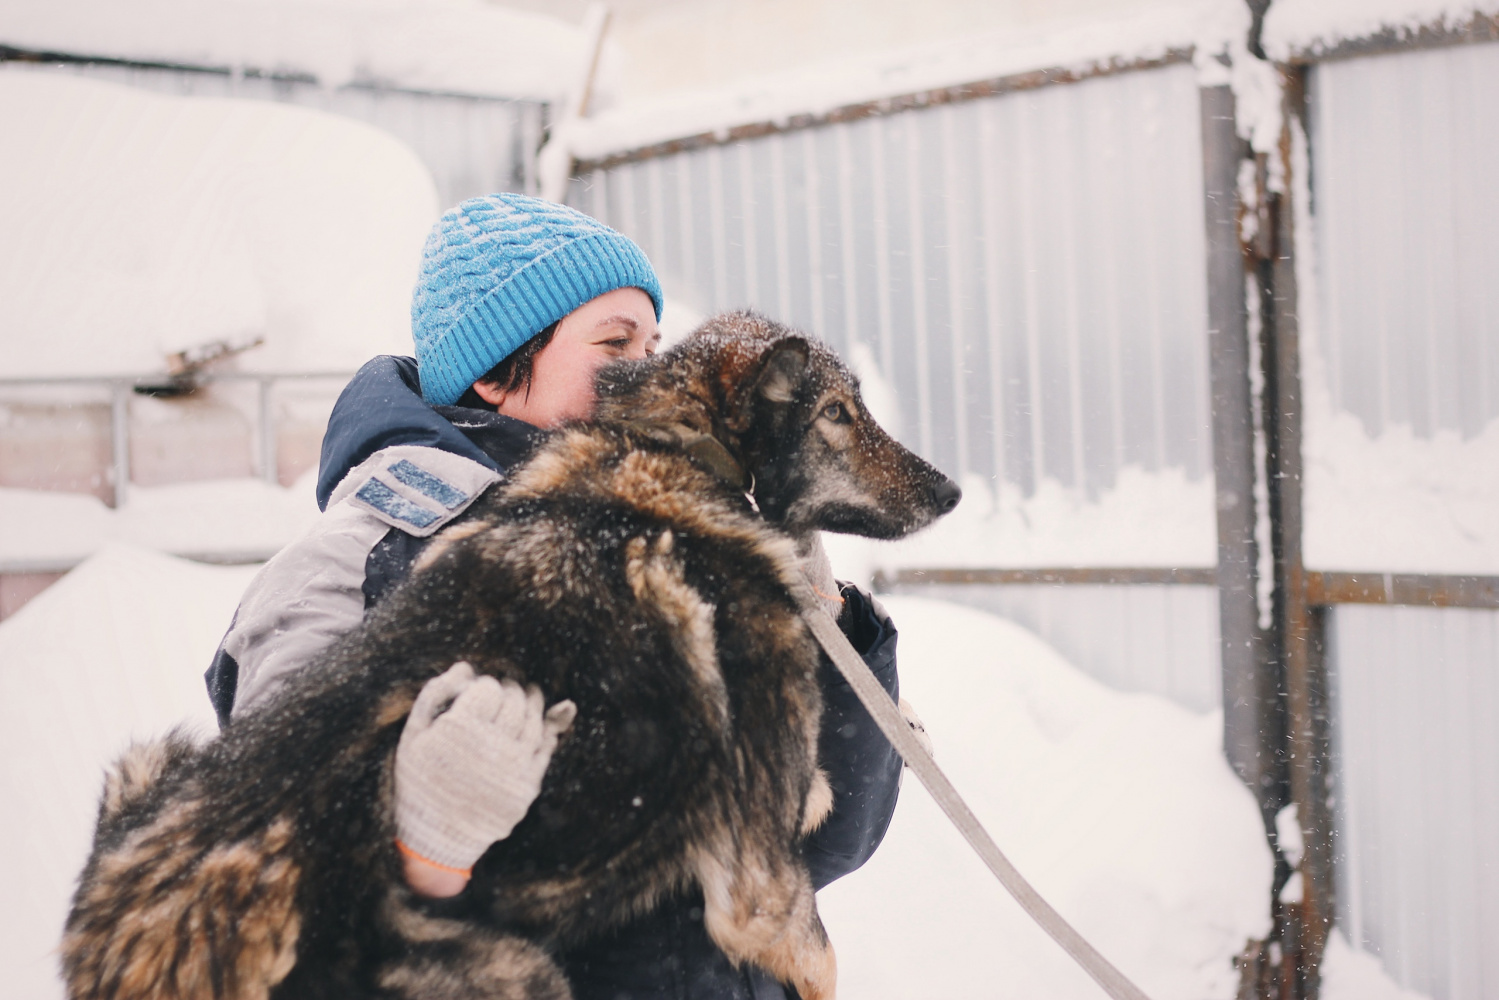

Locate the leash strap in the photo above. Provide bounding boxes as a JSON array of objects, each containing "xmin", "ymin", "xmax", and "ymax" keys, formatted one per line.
[{"xmin": 798, "ymin": 587, "xmax": 1154, "ymax": 1000}]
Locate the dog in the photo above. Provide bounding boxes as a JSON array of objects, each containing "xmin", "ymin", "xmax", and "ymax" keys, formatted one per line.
[{"xmin": 62, "ymin": 312, "xmax": 962, "ymax": 1000}]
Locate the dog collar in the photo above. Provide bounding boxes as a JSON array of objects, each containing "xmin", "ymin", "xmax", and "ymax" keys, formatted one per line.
[{"xmin": 623, "ymin": 421, "xmax": 751, "ymax": 494}]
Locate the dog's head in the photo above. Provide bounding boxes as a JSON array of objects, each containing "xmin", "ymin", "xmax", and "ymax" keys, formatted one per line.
[{"xmin": 595, "ymin": 311, "xmax": 960, "ymax": 540}]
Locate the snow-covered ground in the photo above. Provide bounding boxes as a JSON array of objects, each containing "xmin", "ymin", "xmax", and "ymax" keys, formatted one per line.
[{"xmin": 0, "ymin": 545, "xmax": 1421, "ymax": 999}]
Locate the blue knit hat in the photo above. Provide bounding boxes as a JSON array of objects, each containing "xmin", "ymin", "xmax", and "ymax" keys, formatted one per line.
[{"xmin": 411, "ymin": 193, "xmax": 664, "ymax": 406}]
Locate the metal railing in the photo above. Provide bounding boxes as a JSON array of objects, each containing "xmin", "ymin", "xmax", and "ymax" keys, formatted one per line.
[{"xmin": 0, "ymin": 371, "xmax": 352, "ymax": 508}]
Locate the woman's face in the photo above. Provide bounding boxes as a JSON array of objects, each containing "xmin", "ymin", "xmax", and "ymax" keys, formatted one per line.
[{"xmin": 474, "ymin": 286, "xmax": 661, "ymax": 427}]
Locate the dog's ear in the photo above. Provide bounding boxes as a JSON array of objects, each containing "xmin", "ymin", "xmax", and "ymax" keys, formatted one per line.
[{"xmin": 726, "ymin": 339, "xmax": 809, "ymax": 432}]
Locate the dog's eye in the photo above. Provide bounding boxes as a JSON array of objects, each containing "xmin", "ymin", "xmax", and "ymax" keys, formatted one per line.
[{"xmin": 821, "ymin": 401, "xmax": 850, "ymax": 424}]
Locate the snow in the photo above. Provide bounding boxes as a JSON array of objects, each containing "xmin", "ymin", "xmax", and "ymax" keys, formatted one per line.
[
  {"xmin": 1263, "ymin": 0, "xmax": 1499, "ymax": 60},
  {"xmin": 825, "ymin": 468, "xmax": 1217, "ymax": 582},
  {"xmin": 0, "ymin": 548, "xmax": 1428, "ymax": 999},
  {"xmin": 0, "ymin": 472, "xmax": 319, "ymax": 570},
  {"xmin": 1321, "ymin": 933, "xmax": 1436, "ymax": 1000},
  {"xmin": 0, "ymin": 0, "xmax": 591, "ymax": 101},
  {"xmin": 1302, "ymin": 410, "xmax": 1499, "ymax": 574},
  {"xmin": 819, "ymin": 596, "xmax": 1269, "ymax": 999},
  {"xmin": 1289, "ymin": 113, "xmax": 1499, "ymax": 575},
  {"xmin": 563, "ymin": 0, "xmax": 1248, "ymax": 163},
  {"xmin": 0, "ymin": 70, "xmax": 438, "ymax": 379},
  {"xmin": 0, "ymin": 546, "xmax": 254, "ymax": 1000}
]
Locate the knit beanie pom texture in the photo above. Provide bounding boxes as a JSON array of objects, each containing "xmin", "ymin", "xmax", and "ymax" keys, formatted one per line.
[{"xmin": 412, "ymin": 193, "xmax": 663, "ymax": 406}]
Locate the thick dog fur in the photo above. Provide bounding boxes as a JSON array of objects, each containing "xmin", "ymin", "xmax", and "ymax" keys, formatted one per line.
[{"xmin": 62, "ymin": 313, "xmax": 961, "ymax": 1000}]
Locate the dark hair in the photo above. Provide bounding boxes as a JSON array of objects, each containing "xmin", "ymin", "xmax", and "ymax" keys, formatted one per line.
[{"xmin": 454, "ymin": 320, "xmax": 560, "ymax": 410}]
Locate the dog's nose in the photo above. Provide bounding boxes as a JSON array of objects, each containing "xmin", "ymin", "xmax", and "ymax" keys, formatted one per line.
[{"xmin": 932, "ymin": 478, "xmax": 962, "ymax": 514}]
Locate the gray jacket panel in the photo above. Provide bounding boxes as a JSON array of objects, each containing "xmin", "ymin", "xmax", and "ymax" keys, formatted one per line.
[{"xmin": 226, "ymin": 445, "xmax": 499, "ymax": 715}]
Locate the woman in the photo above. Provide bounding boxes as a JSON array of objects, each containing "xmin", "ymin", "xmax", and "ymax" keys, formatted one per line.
[{"xmin": 205, "ymin": 193, "xmax": 904, "ymax": 999}]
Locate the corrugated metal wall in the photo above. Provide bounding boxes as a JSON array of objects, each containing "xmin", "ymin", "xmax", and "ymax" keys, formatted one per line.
[
  {"xmin": 568, "ymin": 61, "xmax": 1223, "ymax": 716},
  {"xmin": 1329, "ymin": 605, "xmax": 1499, "ymax": 1000},
  {"xmin": 1309, "ymin": 43, "xmax": 1499, "ymax": 440},
  {"xmin": 39, "ymin": 62, "xmax": 543, "ymax": 210},
  {"xmin": 571, "ymin": 61, "xmax": 1213, "ymax": 501},
  {"xmin": 1309, "ymin": 41, "xmax": 1499, "ymax": 1000}
]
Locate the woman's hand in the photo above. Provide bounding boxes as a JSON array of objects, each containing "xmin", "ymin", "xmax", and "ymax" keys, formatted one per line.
[{"xmin": 394, "ymin": 661, "xmax": 577, "ymax": 897}]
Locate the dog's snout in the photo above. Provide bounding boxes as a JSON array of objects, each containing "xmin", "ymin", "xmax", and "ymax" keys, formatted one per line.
[{"xmin": 932, "ymin": 478, "xmax": 962, "ymax": 514}]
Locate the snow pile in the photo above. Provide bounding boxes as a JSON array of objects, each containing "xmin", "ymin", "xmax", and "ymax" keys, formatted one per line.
[
  {"xmin": 1302, "ymin": 409, "xmax": 1499, "ymax": 574},
  {"xmin": 0, "ymin": 546, "xmax": 254, "ymax": 1000},
  {"xmin": 1264, "ymin": 0, "xmax": 1499, "ymax": 59},
  {"xmin": 1285, "ymin": 114, "xmax": 1499, "ymax": 575},
  {"xmin": 1320, "ymin": 933, "xmax": 1435, "ymax": 1000},
  {"xmin": 0, "ymin": 551, "xmax": 1426, "ymax": 999},
  {"xmin": 819, "ymin": 596, "xmax": 1268, "ymax": 998},
  {"xmin": 0, "ymin": 472, "xmax": 320, "ymax": 568},
  {"xmin": 836, "ymin": 468, "xmax": 1218, "ymax": 578},
  {"xmin": 0, "ymin": 70, "xmax": 438, "ymax": 379},
  {"xmin": 0, "ymin": 0, "xmax": 591, "ymax": 100},
  {"xmin": 566, "ymin": 0, "xmax": 1247, "ymax": 162}
]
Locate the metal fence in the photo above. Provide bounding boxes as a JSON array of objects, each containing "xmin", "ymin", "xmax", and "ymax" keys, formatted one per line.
[
  {"xmin": 1309, "ymin": 43, "xmax": 1499, "ymax": 440},
  {"xmin": 567, "ymin": 26, "xmax": 1499, "ymax": 1000},
  {"xmin": 1329, "ymin": 604, "xmax": 1499, "ymax": 1000},
  {"xmin": 0, "ymin": 371, "xmax": 348, "ymax": 557},
  {"xmin": 1303, "ymin": 38, "xmax": 1499, "ymax": 1000},
  {"xmin": 571, "ymin": 61, "xmax": 1213, "ymax": 500}
]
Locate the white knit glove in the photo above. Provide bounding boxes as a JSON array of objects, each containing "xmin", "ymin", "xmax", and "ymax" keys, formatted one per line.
[
  {"xmin": 394, "ymin": 661, "xmax": 576, "ymax": 873},
  {"xmin": 800, "ymin": 532, "xmax": 846, "ymax": 622}
]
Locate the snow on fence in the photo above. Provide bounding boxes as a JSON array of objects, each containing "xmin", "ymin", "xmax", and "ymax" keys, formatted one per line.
[{"xmin": 566, "ymin": 17, "xmax": 1499, "ymax": 999}]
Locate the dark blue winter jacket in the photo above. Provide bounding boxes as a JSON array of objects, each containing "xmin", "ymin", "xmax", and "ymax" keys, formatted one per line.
[{"xmin": 209, "ymin": 356, "xmax": 904, "ymax": 1000}]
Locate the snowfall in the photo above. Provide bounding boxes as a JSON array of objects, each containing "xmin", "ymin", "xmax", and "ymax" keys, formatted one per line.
[{"xmin": 0, "ymin": 1, "xmax": 1490, "ymax": 995}]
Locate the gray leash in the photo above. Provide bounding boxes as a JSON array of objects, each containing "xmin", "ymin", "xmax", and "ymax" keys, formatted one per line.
[{"xmin": 798, "ymin": 591, "xmax": 1154, "ymax": 1000}]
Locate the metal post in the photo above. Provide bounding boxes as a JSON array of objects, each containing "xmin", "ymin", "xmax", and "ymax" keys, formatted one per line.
[
  {"xmin": 258, "ymin": 376, "xmax": 278, "ymax": 486},
  {"xmin": 1200, "ymin": 84, "xmax": 1286, "ymax": 820},
  {"xmin": 1263, "ymin": 67, "xmax": 1334, "ymax": 998},
  {"xmin": 110, "ymin": 380, "xmax": 131, "ymax": 508}
]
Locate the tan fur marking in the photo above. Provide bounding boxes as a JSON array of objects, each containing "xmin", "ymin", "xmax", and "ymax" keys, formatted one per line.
[
  {"xmin": 374, "ymin": 688, "xmax": 420, "ymax": 730},
  {"xmin": 801, "ymin": 769, "xmax": 835, "ymax": 835},
  {"xmin": 65, "ymin": 812, "xmax": 301, "ymax": 1000},
  {"xmin": 625, "ymin": 532, "xmax": 729, "ymax": 728},
  {"xmin": 694, "ymin": 842, "xmax": 837, "ymax": 1000},
  {"xmin": 100, "ymin": 739, "xmax": 185, "ymax": 820},
  {"xmin": 412, "ymin": 517, "xmax": 490, "ymax": 573},
  {"xmin": 504, "ymin": 430, "xmax": 615, "ymax": 501},
  {"xmin": 378, "ymin": 934, "xmax": 571, "ymax": 1000}
]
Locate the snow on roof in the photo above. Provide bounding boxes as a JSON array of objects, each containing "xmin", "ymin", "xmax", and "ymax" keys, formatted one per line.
[
  {"xmin": 0, "ymin": 0, "xmax": 589, "ymax": 101},
  {"xmin": 0, "ymin": 69, "xmax": 438, "ymax": 378},
  {"xmin": 565, "ymin": 0, "xmax": 1247, "ymax": 164},
  {"xmin": 1263, "ymin": 0, "xmax": 1499, "ymax": 60}
]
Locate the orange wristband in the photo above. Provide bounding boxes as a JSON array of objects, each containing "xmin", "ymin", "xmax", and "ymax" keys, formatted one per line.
[{"xmin": 395, "ymin": 838, "xmax": 473, "ymax": 878}]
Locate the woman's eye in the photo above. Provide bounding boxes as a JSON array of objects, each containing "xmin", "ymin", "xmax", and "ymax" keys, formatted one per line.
[{"xmin": 821, "ymin": 402, "xmax": 849, "ymax": 423}]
